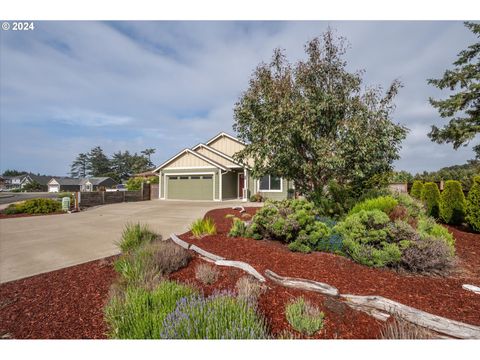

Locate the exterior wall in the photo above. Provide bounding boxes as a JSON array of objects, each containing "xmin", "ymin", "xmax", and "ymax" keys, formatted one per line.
[
  {"xmin": 222, "ymin": 171, "xmax": 239, "ymax": 199},
  {"xmin": 166, "ymin": 151, "xmax": 214, "ymax": 168},
  {"xmin": 249, "ymin": 177, "xmax": 292, "ymax": 201},
  {"xmin": 60, "ymin": 184, "xmax": 81, "ymax": 192},
  {"xmin": 195, "ymin": 147, "xmax": 239, "ymax": 167},
  {"xmin": 208, "ymin": 136, "xmax": 245, "ymax": 157},
  {"xmin": 160, "ymin": 168, "xmax": 220, "ymax": 200}
]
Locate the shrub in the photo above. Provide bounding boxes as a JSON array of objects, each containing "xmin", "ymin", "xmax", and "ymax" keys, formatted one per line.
[
  {"xmin": 285, "ymin": 297, "xmax": 324, "ymax": 336},
  {"xmin": 235, "ymin": 276, "xmax": 267, "ymax": 304},
  {"xmin": 416, "ymin": 216, "xmax": 455, "ymax": 254},
  {"xmin": 118, "ymin": 223, "xmax": 156, "ymax": 253},
  {"xmin": 190, "ymin": 217, "xmax": 216, "ymax": 238},
  {"xmin": 14, "ymin": 198, "xmax": 62, "ymax": 214},
  {"xmin": 348, "ymin": 196, "xmax": 398, "ymax": 216},
  {"xmin": 104, "ymin": 281, "xmax": 196, "ymax": 339},
  {"xmin": 410, "ymin": 180, "xmax": 424, "ymax": 199},
  {"xmin": 380, "ymin": 319, "xmax": 435, "ymax": 339},
  {"xmin": 439, "ymin": 180, "xmax": 466, "ymax": 225},
  {"xmin": 335, "ymin": 210, "xmax": 401, "ymax": 267},
  {"xmin": 287, "ymin": 239, "xmax": 312, "ymax": 253},
  {"xmin": 3, "ymin": 204, "xmax": 21, "ymax": 215},
  {"xmin": 401, "ymin": 237, "xmax": 454, "ymax": 274},
  {"xmin": 392, "ymin": 193, "xmax": 425, "ymax": 219},
  {"xmin": 249, "ymin": 193, "xmax": 264, "ymax": 202},
  {"xmin": 228, "ymin": 218, "xmax": 247, "ymax": 237},
  {"xmin": 466, "ymin": 175, "xmax": 480, "ymax": 232},
  {"xmin": 195, "ymin": 263, "xmax": 219, "ymax": 285},
  {"xmin": 150, "ymin": 240, "xmax": 192, "ymax": 277},
  {"xmin": 126, "ymin": 177, "xmax": 144, "ymax": 191},
  {"xmin": 421, "ymin": 182, "xmax": 441, "ymax": 218},
  {"xmin": 160, "ymin": 294, "xmax": 268, "ymax": 339}
]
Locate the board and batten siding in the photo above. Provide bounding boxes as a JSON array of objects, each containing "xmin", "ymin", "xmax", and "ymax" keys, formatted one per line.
[
  {"xmin": 160, "ymin": 168, "xmax": 220, "ymax": 200},
  {"xmin": 165, "ymin": 151, "xmax": 212, "ymax": 168},
  {"xmin": 208, "ymin": 136, "xmax": 245, "ymax": 158},
  {"xmin": 195, "ymin": 147, "xmax": 238, "ymax": 167}
]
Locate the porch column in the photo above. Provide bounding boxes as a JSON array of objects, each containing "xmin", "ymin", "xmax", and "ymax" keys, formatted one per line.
[{"xmin": 243, "ymin": 168, "xmax": 248, "ymax": 202}]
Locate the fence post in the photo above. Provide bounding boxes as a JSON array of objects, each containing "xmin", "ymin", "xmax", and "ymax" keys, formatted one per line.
[{"xmin": 101, "ymin": 190, "xmax": 105, "ymax": 205}]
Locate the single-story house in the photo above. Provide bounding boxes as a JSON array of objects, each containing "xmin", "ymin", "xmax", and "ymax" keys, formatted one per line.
[
  {"xmin": 154, "ymin": 132, "xmax": 294, "ymax": 201},
  {"xmin": 2, "ymin": 174, "xmax": 51, "ymax": 190},
  {"xmin": 47, "ymin": 177, "xmax": 117, "ymax": 192}
]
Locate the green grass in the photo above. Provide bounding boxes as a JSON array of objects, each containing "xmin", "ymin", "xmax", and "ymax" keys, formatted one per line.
[
  {"xmin": 190, "ymin": 217, "xmax": 216, "ymax": 238},
  {"xmin": 117, "ymin": 223, "xmax": 156, "ymax": 253},
  {"xmin": 286, "ymin": 297, "xmax": 324, "ymax": 336}
]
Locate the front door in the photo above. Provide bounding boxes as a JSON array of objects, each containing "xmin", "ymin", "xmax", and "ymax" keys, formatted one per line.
[{"xmin": 238, "ymin": 173, "xmax": 245, "ymax": 199}]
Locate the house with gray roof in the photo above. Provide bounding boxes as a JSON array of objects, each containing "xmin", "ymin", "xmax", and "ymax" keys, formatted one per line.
[{"xmin": 47, "ymin": 177, "xmax": 117, "ymax": 192}]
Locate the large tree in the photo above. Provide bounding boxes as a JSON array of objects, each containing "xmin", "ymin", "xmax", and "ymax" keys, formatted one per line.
[
  {"xmin": 87, "ymin": 146, "xmax": 112, "ymax": 177},
  {"xmin": 428, "ymin": 22, "xmax": 480, "ymax": 157},
  {"xmin": 70, "ymin": 153, "xmax": 89, "ymax": 178},
  {"xmin": 233, "ymin": 29, "xmax": 408, "ymax": 200}
]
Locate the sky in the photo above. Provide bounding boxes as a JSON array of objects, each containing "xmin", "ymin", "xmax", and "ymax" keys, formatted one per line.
[{"xmin": 1, "ymin": 21, "xmax": 478, "ymax": 176}]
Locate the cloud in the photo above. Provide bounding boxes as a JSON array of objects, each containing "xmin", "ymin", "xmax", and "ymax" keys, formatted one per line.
[{"xmin": 50, "ymin": 108, "xmax": 133, "ymax": 127}]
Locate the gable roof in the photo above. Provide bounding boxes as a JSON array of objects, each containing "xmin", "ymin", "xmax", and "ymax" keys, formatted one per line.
[
  {"xmin": 191, "ymin": 143, "xmax": 242, "ymax": 167},
  {"xmin": 49, "ymin": 177, "xmax": 82, "ymax": 185},
  {"xmin": 80, "ymin": 177, "xmax": 116, "ymax": 185},
  {"xmin": 205, "ymin": 132, "xmax": 246, "ymax": 146},
  {"xmin": 154, "ymin": 148, "xmax": 227, "ymax": 172}
]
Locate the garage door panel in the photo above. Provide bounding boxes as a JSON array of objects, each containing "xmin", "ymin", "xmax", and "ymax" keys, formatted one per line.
[{"xmin": 167, "ymin": 175, "xmax": 213, "ymax": 200}]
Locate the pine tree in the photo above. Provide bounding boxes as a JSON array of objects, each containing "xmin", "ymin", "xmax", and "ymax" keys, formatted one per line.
[
  {"xmin": 70, "ymin": 153, "xmax": 89, "ymax": 178},
  {"xmin": 87, "ymin": 147, "xmax": 111, "ymax": 177}
]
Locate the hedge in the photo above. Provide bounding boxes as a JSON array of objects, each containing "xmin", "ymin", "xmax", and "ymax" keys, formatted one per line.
[
  {"xmin": 421, "ymin": 182, "xmax": 441, "ymax": 218},
  {"xmin": 410, "ymin": 181, "xmax": 424, "ymax": 200},
  {"xmin": 466, "ymin": 175, "xmax": 480, "ymax": 232},
  {"xmin": 439, "ymin": 180, "xmax": 466, "ymax": 225}
]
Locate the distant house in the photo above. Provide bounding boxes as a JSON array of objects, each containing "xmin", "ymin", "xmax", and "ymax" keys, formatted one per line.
[
  {"xmin": 2, "ymin": 173, "xmax": 51, "ymax": 190},
  {"xmin": 47, "ymin": 177, "xmax": 117, "ymax": 192}
]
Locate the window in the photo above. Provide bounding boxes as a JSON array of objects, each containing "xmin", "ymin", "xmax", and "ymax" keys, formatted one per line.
[
  {"xmin": 169, "ymin": 176, "xmax": 178, "ymax": 180},
  {"xmin": 202, "ymin": 175, "xmax": 213, "ymax": 180},
  {"xmin": 258, "ymin": 175, "xmax": 282, "ymax": 191},
  {"xmin": 190, "ymin": 176, "xmax": 200, "ymax": 179},
  {"xmin": 179, "ymin": 176, "xmax": 189, "ymax": 180}
]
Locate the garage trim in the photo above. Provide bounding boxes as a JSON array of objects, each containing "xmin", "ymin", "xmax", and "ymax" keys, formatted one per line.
[{"xmin": 163, "ymin": 172, "xmax": 218, "ymax": 201}]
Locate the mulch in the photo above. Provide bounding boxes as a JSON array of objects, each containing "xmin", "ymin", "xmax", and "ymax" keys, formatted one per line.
[
  {"xmin": 0, "ymin": 257, "xmax": 117, "ymax": 339},
  {"xmin": 0, "ymin": 206, "xmax": 478, "ymax": 339}
]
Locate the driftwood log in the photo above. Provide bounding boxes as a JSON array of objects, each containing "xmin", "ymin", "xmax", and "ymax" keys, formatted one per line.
[
  {"xmin": 462, "ymin": 284, "xmax": 480, "ymax": 295},
  {"xmin": 265, "ymin": 270, "xmax": 339, "ymax": 297},
  {"xmin": 189, "ymin": 245, "xmax": 225, "ymax": 261},
  {"xmin": 216, "ymin": 260, "xmax": 266, "ymax": 282},
  {"xmin": 170, "ymin": 234, "xmax": 190, "ymax": 250},
  {"xmin": 232, "ymin": 206, "xmax": 246, "ymax": 213},
  {"xmin": 340, "ymin": 294, "xmax": 480, "ymax": 339}
]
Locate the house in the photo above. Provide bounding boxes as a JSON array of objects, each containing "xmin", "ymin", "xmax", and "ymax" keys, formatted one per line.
[
  {"xmin": 2, "ymin": 174, "xmax": 51, "ymax": 190},
  {"xmin": 154, "ymin": 132, "xmax": 294, "ymax": 201},
  {"xmin": 47, "ymin": 177, "xmax": 117, "ymax": 192}
]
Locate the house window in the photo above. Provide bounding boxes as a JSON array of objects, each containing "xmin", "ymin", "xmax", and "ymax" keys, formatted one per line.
[
  {"xmin": 190, "ymin": 176, "xmax": 200, "ymax": 179},
  {"xmin": 258, "ymin": 175, "xmax": 282, "ymax": 191}
]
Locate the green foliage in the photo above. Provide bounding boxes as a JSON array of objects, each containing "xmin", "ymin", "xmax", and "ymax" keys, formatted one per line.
[
  {"xmin": 348, "ymin": 196, "xmax": 398, "ymax": 216},
  {"xmin": 2, "ymin": 169, "xmax": 27, "ymax": 177},
  {"xmin": 410, "ymin": 181, "xmax": 424, "ymax": 199},
  {"xmin": 417, "ymin": 216, "xmax": 455, "ymax": 254},
  {"xmin": 466, "ymin": 175, "xmax": 480, "ymax": 232},
  {"xmin": 439, "ymin": 180, "xmax": 467, "ymax": 225},
  {"xmin": 233, "ymin": 29, "xmax": 407, "ymax": 201},
  {"xmin": 160, "ymin": 294, "xmax": 268, "ymax": 339},
  {"xmin": 414, "ymin": 162, "xmax": 480, "ymax": 190},
  {"xmin": 421, "ymin": 182, "xmax": 441, "ymax": 218},
  {"xmin": 427, "ymin": 22, "xmax": 480, "ymax": 152},
  {"xmin": 401, "ymin": 237, "xmax": 454, "ymax": 274},
  {"xmin": 285, "ymin": 297, "xmax": 324, "ymax": 336},
  {"xmin": 249, "ymin": 193, "xmax": 264, "ymax": 202},
  {"xmin": 104, "ymin": 281, "xmax": 196, "ymax": 339},
  {"xmin": 335, "ymin": 210, "xmax": 402, "ymax": 267},
  {"xmin": 3, "ymin": 204, "xmax": 22, "ymax": 215},
  {"xmin": 13, "ymin": 198, "xmax": 62, "ymax": 214},
  {"xmin": 287, "ymin": 239, "xmax": 312, "ymax": 253},
  {"xmin": 22, "ymin": 180, "xmax": 45, "ymax": 192},
  {"xmin": 190, "ymin": 217, "xmax": 217, "ymax": 238},
  {"xmin": 228, "ymin": 218, "xmax": 248, "ymax": 237},
  {"xmin": 126, "ymin": 177, "xmax": 144, "ymax": 191},
  {"xmin": 392, "ymin": 193, "xmax": 425, "ymax": 219},
  {"xmin": 118, "ymin": 223, "xmax": 156, "ymax": 253}
]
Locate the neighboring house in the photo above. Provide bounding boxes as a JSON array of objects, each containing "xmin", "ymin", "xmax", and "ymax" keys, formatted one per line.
[
  {"xmin": 0, "ymin": 176, "xmax": 5, "ymax": 190},
  {"xmin": 2, "ymin": 174, "xmax": 50, "ymax": 190},
  {"xmin": 154, "ymin": 132, "xmax": 294, "ymax": 201},
  {"xmin": 47, "ymin": 177, "xmax": 117, "ymax": 192}
]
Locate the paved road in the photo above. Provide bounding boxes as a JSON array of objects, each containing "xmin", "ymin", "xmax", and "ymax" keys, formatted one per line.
[
  {"xmin": 0, "ymin": 192, "xmax": 58, "ymax": 206},
  {"xmin": 0, "ymin": 200, "xmax": 257, "ymax": 283}
]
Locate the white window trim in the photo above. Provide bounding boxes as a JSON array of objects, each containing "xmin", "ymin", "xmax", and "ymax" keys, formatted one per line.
[{"xmin": 257, "ymin": 175, "xmax": 283, "ymax": 192}]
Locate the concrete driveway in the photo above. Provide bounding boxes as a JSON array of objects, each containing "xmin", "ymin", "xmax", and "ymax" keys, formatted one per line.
[{"xmin": 0, "ymin": 200, "xmax": 255, "ymax": 283}]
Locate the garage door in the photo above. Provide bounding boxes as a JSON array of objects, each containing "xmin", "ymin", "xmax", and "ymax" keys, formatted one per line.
[
  {"xmin": 167, "ymin": 175, "xmax": 214, "ymax": 200},
  {"xmin": 48, "ymin": 185, "xmax": 59, "ymax": 193}
]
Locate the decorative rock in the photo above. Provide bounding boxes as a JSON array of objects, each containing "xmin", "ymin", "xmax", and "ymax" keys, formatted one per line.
[{"xmin": 462, "ymin": 284, "xmax": 480, "ymax": 294}]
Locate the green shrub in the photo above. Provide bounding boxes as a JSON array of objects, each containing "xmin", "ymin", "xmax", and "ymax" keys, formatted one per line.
[
  {"xmin": 466, "ymin": 175, "xmax": 480, "ymax": 232},
  {"xmin": 439, "ymin": 180, "xmax": 466, "ymax": 225},
  {"xmin": 104, "ymin": 281, "xmax": 196, "ymax": 339},
  {"xmin": 401, "ymin": 237, "xmax": 454, "ymax": 274},
  {"xmin": 160, "ymin": 294, "xmax": 268, "ymax": 339},
  {"xmin": 16, "ymin": 198, "xmax": 62, "ymax": 214},
  {"xmin": 348, "ymin": 196, "xmax": 398, "ymax": 216},
  {"xmin": 126, "ymin": 177, "xmax": 144, "ymax": 191},
  {"xmin": 421, "ymin": 182, "xmax": 441, "ymax": 218},
  {"xmin": 416, "ymin": 216, "xmax": 455, "ymax": 254},
  {"xmin": 228, "ymin": 218, "xmax": 247, "ymax": 237},
  {"xmin": 335, "ymin": 210, "xmax": 401, "ymax": 267},
  {"xmin": 410, "ymin": 181, "xmax": 424, "ymax": 199},
  {"xmin": 190, "ymin": 217, "xmax": 216, "ymax": 238},
  {"xmin": 287, "ymin": 239, "xmax": 312, "ymax": 253},
  {"xmin": 285, "ymin": 297, "xmax": 324, "ymax": 336},
  {"xmin": 3, "ymin": 204, "xmax": 22, "ymax": 215},
  {"xmin": 249, "ymin": 193, "xmax": 264, "ymax": 202},
  {"xmin": 118, "ymin": 223, "xmax": 156, "ymax": 253}
]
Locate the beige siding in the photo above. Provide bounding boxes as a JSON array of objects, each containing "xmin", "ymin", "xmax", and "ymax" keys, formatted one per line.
[
  {"xmin": 208, "ymin": 136, "xmax": 245, "ymax": 157},
  {"xmin": 195, "ymin": 147, "xmax": 239, "ymax": 167},
  {"xmin": 165, "ymin": 152, "xmax": 212, "ymax": 168}
]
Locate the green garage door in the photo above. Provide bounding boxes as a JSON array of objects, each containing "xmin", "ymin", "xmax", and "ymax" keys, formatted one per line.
[{"xmin": 167, "ymin": 175, "xmax": 214, "ymax": 200}]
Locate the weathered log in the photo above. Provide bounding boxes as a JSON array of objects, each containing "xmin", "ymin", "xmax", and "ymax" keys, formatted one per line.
[
  {"xmin": 215, "ymin": 260, "xmax": 266, "ymax": 282},
  {"xmin": 232, "ymin": 206, "xmax": 245, "ymax": 213},
  {"xmin": 170, "ymin": 233, "xmax": 190, "ymax": 250},
  {"xmin": 264, "ymin": 269, "xmax": 339, "ymax": 297},
  {"xmin": 340, "ymin": 294, "xmax": 480, "ymax": 339},
  {"xmin": 462, "ymin": 284, "xmax": 480, "ymax": 295},
  {"xmin": 189, "ymin": 244, "xmax": 225, "ymax": 261}
]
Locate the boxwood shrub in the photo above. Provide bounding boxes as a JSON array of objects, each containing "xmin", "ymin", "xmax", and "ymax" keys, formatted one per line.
[
  {"xmin": 466, "ymin": 176, "xmax": 480, "ymax": 232},
  {"xmin": 439, "ymin": 180, "xmax": 466, "ymax": 225},
  {"xmin": 421, "ymin": 182, "xmax": 441, "ymax": 218},
  {"xmin": 12, "ymin": 198, "xmax": 62, "ymax": 214}
]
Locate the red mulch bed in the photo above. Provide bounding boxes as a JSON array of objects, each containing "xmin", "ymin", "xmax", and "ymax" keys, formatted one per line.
[
  {"xmin": 0, "ymin": 257, "xmax": 117, "ymax": 339},
  {"xmin": 176, "ymin": 207, "xmax": 480, "ymax": 338},
  {"xmin": 0, "ymin": 211, "xmax": 65, "ymax": 219}
]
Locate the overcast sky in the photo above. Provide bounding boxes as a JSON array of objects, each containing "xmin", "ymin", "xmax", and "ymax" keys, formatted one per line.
[{"xmin": 1, "ymin": 21, "xmax": 478, "ymax": 176}]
